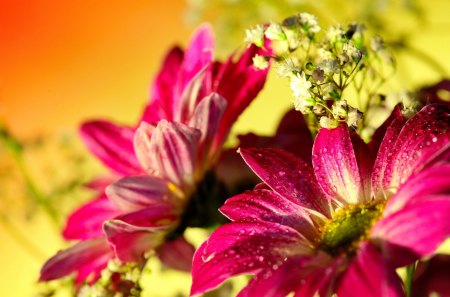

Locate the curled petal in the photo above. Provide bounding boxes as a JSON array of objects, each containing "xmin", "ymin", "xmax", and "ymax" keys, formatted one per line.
[
  {"xmin": 80, "ymin": 121, "xmax": 141, "ymax": 175},
  {"xmin": 149, "ymin": 120, "xmax": 201, "ymax": 188},
  {"xmin": 106, "ymin": 175, "xmax": 173, "ymax": 212},
  {"xmin": 103, "ymin": 205, "xmax": 178, "ymax": 262},
  {"xmin": 133, "ymin": 121, "xmax": 156, "ymax": 173},
  {"xmin": 40, "ymin": 239, "xmax": 112, "ymax": 284},
  {"xmin": 189, "ymin": 93, "xmax": 227, "ymax": 161},
  {"xmin": 336, "ymin": 242, "xmax": 404, "ymax": 297}
]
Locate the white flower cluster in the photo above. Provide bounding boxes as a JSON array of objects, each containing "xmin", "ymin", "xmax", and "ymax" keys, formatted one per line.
[{"xmin": 246, "ymin": 12, "xmax": 395, "ymax": 131}]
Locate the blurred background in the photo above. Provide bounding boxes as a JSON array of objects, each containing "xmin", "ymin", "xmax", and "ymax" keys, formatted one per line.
[{"xmin": 1, "ymin": 0, "xmax": 450, "ymax": 295}]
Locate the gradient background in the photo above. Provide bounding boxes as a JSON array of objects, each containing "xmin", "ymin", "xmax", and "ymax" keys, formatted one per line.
[{"xmin": 1, "ymin": 0, "xmax": 450, "ymax": 296}]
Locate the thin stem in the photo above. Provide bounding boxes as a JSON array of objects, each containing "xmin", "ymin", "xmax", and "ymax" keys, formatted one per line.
[{"xmin": 405, "ymin": 263, "xmax": 416, "ymax": 297}]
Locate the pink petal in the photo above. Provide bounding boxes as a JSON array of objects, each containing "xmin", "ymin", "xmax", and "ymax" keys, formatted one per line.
[
  {"xmin": 190, "ymin": 221, "xmax": 312, "ymax": 296},
  {"xmin": 371, "ymin": 199, "xmax": 450, "ymax": 267},
  {"xmin": 412, "ymin": 254, "xmax": 450, "ymax": 297},
  {"xmin": 63, "ymin": 195, "xmax": 121, "ymax": 240},
  {"xmin": 294, "ymin": 254, "xmax": 345, "ymax": 297},
  {"xmin": 211, "ymin": 44, "xmax": 269, "ymax": 151},
  {"xmin": 147, "ymin": 120, "xmax": 201, "ymax": 188},
  {"xmin": 372, "ymin": 104, "xmax": 450, "ymax": 197},
  {"xmin": 239, "ymin": 148, "xmax": 330, "ymax": 216},
  {"xmin": 220, "ymin": 189, "xmax": 319, "ymax": 240},
  {"xmin": 141, "ymin": 46, "xmax": 184, "ymax": 124},
  {"xmin": 383, "ymin": 163, "xmax": 450, "ymax": 216},
  {"xmin": 189, "ymin": 93, "xmax": 227, "ymax": 161},
  {"xmin": 103, "ymin": 205, "xmax": 178, "ymax": 262},
  {"xmin": 157, "ymin": 236, "xmax": 196, "ymax": 272},
  {"xmin": 419, "ymin": 79, "xmax": 450, "ymax": 105},
  {"xmin": 369, "ymin": 105, "xmax": 404, "ymax": 153},
  {"xmin": 336, "ymin": 242, "xmax": 404, "ymax": 297},
  {"xmin": 174, "ymin": 24, "xmax": 214, "ymax": 111},
  {"xmin": 133, "ymin": 121, "xmax": 156, "ymax": 173},
  {"xmin": 313, "ymin": 125, "xmax": 367, "ymax": 205},
  {"xmin": 40, "ymin": 238, "xmax": 112, "ymax": 284},
  {"xmin": 80, "ymin": 120, "xmax": 141, "ymax": 175},
  {"xmin": 238, "ymin": 253, "xmax": 337, "ymax": 297},
  {"xmin": 350, "ymin": 131, "xmax": 375, "ymax": 199},
  {"xmin": 106, "ymin": 175, "xmax": 173, "ymax": 212}
]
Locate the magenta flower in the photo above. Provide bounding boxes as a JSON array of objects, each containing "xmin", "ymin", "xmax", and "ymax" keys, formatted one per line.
[
  {"xmin": 40, "ymin": 24, "xmax": 269, "ymax": 285},
  {"xmin": 191, "ymin": 104, "xmax": 450, "ymax": 297}
]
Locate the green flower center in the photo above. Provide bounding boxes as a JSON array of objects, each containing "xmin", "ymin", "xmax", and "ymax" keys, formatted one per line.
[{"xmin": 318, "ymin": 200, "xmax": 385, "ymax": 255}]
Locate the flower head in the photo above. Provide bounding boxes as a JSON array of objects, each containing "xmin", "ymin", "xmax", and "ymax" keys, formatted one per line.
[
  {"xmin": 40, "ymin": 24, "xmax": 270, "ymax": 286},
  {"xmin": 191, "ymin": 104, "xmax": 450, "ymax": 297}
]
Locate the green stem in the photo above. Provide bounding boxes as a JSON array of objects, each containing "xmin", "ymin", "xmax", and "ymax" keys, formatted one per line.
[
  {"xmin": 405, "ymin": 263, "xmax": 416, "ymax": 297},
  {"xmin": 0, "ymin": 127, "xmax": 60, "ymax": 227}
]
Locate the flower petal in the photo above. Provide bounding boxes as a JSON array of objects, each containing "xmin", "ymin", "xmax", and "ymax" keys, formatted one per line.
[
  {"xmin": 412, "ymin": 254, "xmax": 450, "ymax": 297},
  {"xmin": 40, "ymin": 238, "xmax": 112, "ymax": 284},
  {"xmin": 157, "ymin": 236, "xmax": 196, "ymax": 272},
  {"xmin": 141, "ymin": 46, "xmax": 184, "ymax": 124},
  {"xmin": 369, "ymin": 105, "xmax": 404, "ymax": 153},
  {"xmin": 372, "ymin": 104, "xmax": 450, "ymax": 197},
  {"xmin": 105, "ymin": 175, "xmax": 174, "ymax": 212},
  {"xmin": 189, "ymin": 92, "xmax": 227, "ymax": 161},
  {"xmin": 239, "ymin": 148, "xmax": 330, "ymax": 216},
  {"xmin": 146, "ymin": 120, "xmax": 201, "ymax": 188},
  {"xmin": 103, "ymin": 205, "xmax": 178, "ymax": 262},
  {"xmin": 371, "ymin": 199, "xmax": 450, "ymax": 267},
  {"xmin": 336, "ymin": 242, "xmax": 404, "ymax": 297},
  {"xmin": 63, "ymin": 195, "xmax": 121, "ymax": 240},
  {"xmin": 80, "ymin": 120, "xmax": 141, "ymax": 175},
  {"xmin": 220, "ymin": 189, "xmax": 318, "ymax": 239},
  {"xmin": 133, "ymin": 121, "xmax": 156, "ymax": 173},
  {"xmin": 190, "ymin": 221, "xmax": 311, "ymax": 296},
  {"xmin": 313, "ymin": 125, "xmax": 366, "ymax": 205},
  {"xmin": 383, "ymin": 163, "xmax": 450, "ymax": 216},
  {"xmin": 212, "ymin": 44, "xmax": 269, "ymax": 151},
  {"xmin": 174, "ymin": 24, "xmax": 215, "ymax": 111},
  {"xmin": 238, "ymin": 253, "xmax": 337, "ymax": 297}
]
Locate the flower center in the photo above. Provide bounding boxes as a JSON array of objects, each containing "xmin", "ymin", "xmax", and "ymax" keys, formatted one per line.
[{"xmin": 318, "ymin": 200, "xmax": 385, "ymax": 255}]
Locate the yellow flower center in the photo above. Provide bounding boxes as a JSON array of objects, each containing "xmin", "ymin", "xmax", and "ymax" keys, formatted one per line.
[{"xmin": 318, "ymin": 199, "xmax": 386, "ymax": 255}]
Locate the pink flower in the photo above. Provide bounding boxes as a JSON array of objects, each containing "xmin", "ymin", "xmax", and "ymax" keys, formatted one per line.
[
  {"xmin": 40, "ymin": 24, "xmax": 269, "ymax": 285},
  {"xmin": 191, "ymin": 104, "xmax": 450, "ymax": 297},
  {"xmin": 412, "ymin": 254, "xmax": 450, "ymax": 297}
]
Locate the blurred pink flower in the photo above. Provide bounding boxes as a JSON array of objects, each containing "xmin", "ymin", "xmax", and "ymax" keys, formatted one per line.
[
  {"xmin": 191, "ymin": 104, "xmax": 450, "ymax": 297},
  {"xmin": 40, "ymin": 24, "xmax": 270, "ymax": 285}
]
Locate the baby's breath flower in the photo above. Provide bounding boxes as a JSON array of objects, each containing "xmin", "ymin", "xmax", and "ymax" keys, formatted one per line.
[
  {"xmin": 253, "ymin": 54, "xmax": 269, "ymax": 70},
  {"xmin": 319, "ymin": 116, "xmax": 339, "ymax": 128},
  {"xmin": 347, "ymin": 108, "xmax": 363, "ymax": 128},
  {"xmin": 298, "ymin": 12, "xmax": 321, "ymax": 34},
  {"xmin": 245, "ymin": 24, "xmax": 265, "ymax": 47},
  {"xmin": 326, "ymin": 25, "xmax": 344, "ymax": 43},
  {"xmin": 290, "ymin": 72, "xmax": 312, "ymax": 99},
  {"xmin": 265, "ymin": 23, "xmax": 286, "ymax": 41}
]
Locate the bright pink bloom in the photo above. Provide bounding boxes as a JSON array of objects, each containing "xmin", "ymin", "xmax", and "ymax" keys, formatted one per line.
[
  {"xmin": 40, "ymin": 24, "xmax": 269, "ymax": 284},
  {"xmin": 191, "ymin": 104, "xmax": 450, "ymax": 297},
  {"xmin": 412, "ymin": 254, "xmax": 450, "ymax": 297}
]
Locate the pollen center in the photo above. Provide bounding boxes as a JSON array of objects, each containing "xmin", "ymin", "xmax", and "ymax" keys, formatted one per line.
[{"xmin": 318, "ymin": 200, "xmax": 385, "ymax": 255}]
